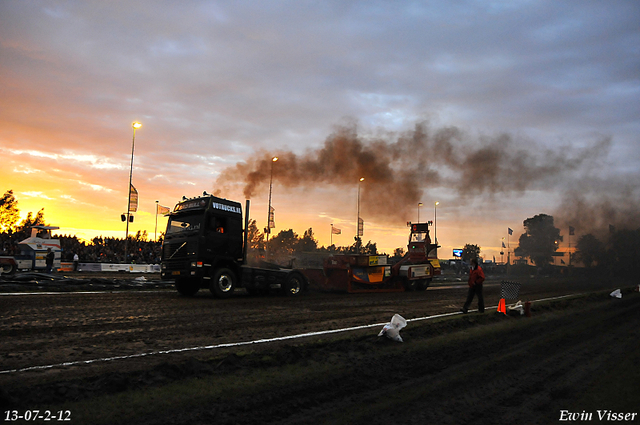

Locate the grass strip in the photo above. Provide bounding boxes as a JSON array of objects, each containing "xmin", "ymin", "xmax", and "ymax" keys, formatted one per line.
[{"xmin": 50, "ymin": 361, "xmax": 346, "ymax": 425}]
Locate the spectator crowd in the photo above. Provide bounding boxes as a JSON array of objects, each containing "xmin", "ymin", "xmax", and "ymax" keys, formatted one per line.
[{"xmin": 0, "ymin": 231, "xmax": 163, "ymax": 265}]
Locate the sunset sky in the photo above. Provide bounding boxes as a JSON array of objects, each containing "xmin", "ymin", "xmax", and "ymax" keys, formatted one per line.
[{"xmin": 1, "ymin": 1, "xmax": 639, "ymax": 261}]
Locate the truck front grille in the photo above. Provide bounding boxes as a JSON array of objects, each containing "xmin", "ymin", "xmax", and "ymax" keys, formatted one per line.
[{"xmin": 163, "ymin": 241, "xmax": 189, "ymax": 262}]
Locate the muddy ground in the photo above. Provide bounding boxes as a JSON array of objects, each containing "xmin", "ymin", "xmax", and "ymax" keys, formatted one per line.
[{"xmin": 1, "ymin": 273, "xmax": 639, "ymax": 424}]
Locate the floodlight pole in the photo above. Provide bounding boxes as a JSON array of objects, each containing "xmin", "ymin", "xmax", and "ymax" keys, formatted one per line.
[
  {"xmin": 434, "ymin": 201, "xmax": 439, "ymax": 256},
  {"xmin": 356, "ymin": 177, "xmax": 364, "ymax": 253},
  {"xmin": 266, "ymin": 157, "xmax": 278, "ymax": 256},
  {"xmin": 154, "ymin": 200, "xmax": 159, "ymax": 242},
  {"xmin": 125, "ymin": 122, "xmax": 141, "ymax": 263}
]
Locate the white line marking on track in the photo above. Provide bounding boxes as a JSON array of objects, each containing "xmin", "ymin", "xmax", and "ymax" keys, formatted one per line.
[{"xmin": 0, "ymin": 293, "xmax": 582, "ymax": 375}]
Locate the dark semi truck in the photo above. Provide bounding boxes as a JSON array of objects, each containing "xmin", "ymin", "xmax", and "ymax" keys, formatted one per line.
[{"xmin": 160, "ymin": 193, "xmax": 308, "ymax": 298}]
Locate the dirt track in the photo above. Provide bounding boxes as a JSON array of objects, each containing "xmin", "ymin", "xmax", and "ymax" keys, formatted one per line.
[{"xmin": 1, "ymin": 274, "xmax": 639, "ymax": 424}]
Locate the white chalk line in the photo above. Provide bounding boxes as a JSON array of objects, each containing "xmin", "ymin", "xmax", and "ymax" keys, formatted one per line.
[{"xmin": 0, "ymin": 293, "xmax": 582, "ymax": 375}]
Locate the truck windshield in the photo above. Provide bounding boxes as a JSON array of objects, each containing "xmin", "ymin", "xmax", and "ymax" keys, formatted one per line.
[
  {"xmin": 411, "ymin": 232, "xmax": 427, "ymax": 243},
  {"xmin": 166, "ymin": 214, "xmax": 203, "ymax": 235}
]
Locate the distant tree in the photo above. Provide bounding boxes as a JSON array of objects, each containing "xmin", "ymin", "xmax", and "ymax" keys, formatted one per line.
[
  {"xmin": 246, "ymin": 219, "xmax": 265, "ymax": 251},
  {"xmin": 575, "ymin": 234, "xmax": 605, "ymax": 268},
  {"xmin": 391, "ymin": 247, "xmax": 405, "ymax": 262},
  {"xmin": 134, "ymin": 230, "xmax": 149, "ymax": 242},
  {"xmin": 363, "ymin": 240, "xmax": 378, "ymax": 255},
  {"xmin": 14, "ymin": 208, "xmax": 47, "ymax": 240},
  {"xmin": 607, "ymin": 228, "xmax": 640, "ymax": 276},
  {"xmin": 267, "ymin": 229, "xmax": 298, "ymax": 256},
  {"xmin": 352, "ymin": 236, "xmax": 363, "ymax": 254},
  {"xmin": 325, "ymin": 244, "xmax": 338, "ymax": 254},
  {"xmin": 297, "ymin": 228, "xmax": 318, "ymax": 252},
  {"xmin": 514, "ymin": 214, "xmax": 562, "ymax": 266},
  {"xmin": 462, "ymin": 244, "xmax": 481, "ymax": 262},
  {"xmin": 0, "ymin": 190, "xmax": 20, "ymax": 232}
]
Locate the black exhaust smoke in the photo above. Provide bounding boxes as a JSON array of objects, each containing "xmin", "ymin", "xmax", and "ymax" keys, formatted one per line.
[{"xmin": 214, "ymin": 121, "xmax": 627, "ymax": 227}]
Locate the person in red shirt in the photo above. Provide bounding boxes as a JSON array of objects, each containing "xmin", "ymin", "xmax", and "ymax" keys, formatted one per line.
[{"xmin": 461, "ymin": 258, "xmax": 485, "ymax": 313}]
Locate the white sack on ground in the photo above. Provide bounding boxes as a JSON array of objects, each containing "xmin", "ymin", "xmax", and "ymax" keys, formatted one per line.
[
  {"xmin": 610, "ymin": 289, "xmax": 622, "ymax": 299},
  {"xmin": 378, "ymin": 314, "xmax": 407, "ymax": 342},
  {"xmin": 508, "ymin": 301, "xmax": 524, "ymax": 315}
]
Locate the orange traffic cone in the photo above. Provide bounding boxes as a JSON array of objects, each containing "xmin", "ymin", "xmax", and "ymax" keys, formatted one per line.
[{"xmin": 497, "ymin": 298, "xmax": 506, "ymax": 315}]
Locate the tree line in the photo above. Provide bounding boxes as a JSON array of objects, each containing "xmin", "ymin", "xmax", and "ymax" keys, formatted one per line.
[
  {"xmin": 513, "ymin": 213, "xmax": 639, "ymax": 277},
  {"xmin": 4, "ymin": 189, "xmax": 637, "ymax": 273},
  {"xmin": 246, "ymin": 219, "xmax": 381, "ymax": 258}
]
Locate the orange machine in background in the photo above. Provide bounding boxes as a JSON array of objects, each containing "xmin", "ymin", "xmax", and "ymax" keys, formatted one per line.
[{"xmin": 315, "ymin": 222, "xmax": 440, "ymax": 293}]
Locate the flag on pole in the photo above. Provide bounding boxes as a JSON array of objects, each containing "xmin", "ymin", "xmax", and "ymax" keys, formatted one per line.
[
  {"xmin": 129, "ymin": 184, "xmax": 138, "ymax": 212},
  {"xmin": 358, "ymin": 217, "xmax": 364, "ymax": 237},
  {"xmin": 332, "ymin": 226, "xmax": 341, "ymax": 235},
  {"xmin": 508, "ymin": 228, "xmax": 513, "ymax": 235},
  {"xmin": 269, "ymin": 206, "xmax": 275, "ymax": 228},
  {"xmin": 569, "ymin": 226, "xmax": 575, "ymax": 236},
  {"xmin": 157, "ymin": 204, "xmax": 170, "ymax": 215}
]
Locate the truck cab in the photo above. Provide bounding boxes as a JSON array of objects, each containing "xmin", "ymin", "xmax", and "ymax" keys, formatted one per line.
[
  {"xmin": 161, "ymin": 195, "xmax": 244, "ymax": 296},
  {"xmin": 391, "ymin": 222, "xmax": 441, "ymax": 290},
  {"xmin": 161, "ymin": 194, "xmax": 307, "ymax": 298}
]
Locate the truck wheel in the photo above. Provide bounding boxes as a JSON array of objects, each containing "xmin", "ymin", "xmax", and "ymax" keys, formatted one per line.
[
  {"xmin": 282, "ymin": 273, "xmax": 305, "ymax": 296},
  {"xmin": 210, "ymin": 268, "xmax": 236, "ymax": 298},
  {"xmin": 175, "ymin": 279, "xmax": 199, "ymax": 296},
  {"xmin": 1, "ymin": 263, "xmax": 17, "ymax": 275}
]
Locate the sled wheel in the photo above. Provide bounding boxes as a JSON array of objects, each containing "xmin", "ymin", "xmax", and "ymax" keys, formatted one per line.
[{"xmin": 1, "ymin": 263, "xmax": 17, "ymax": 276}]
